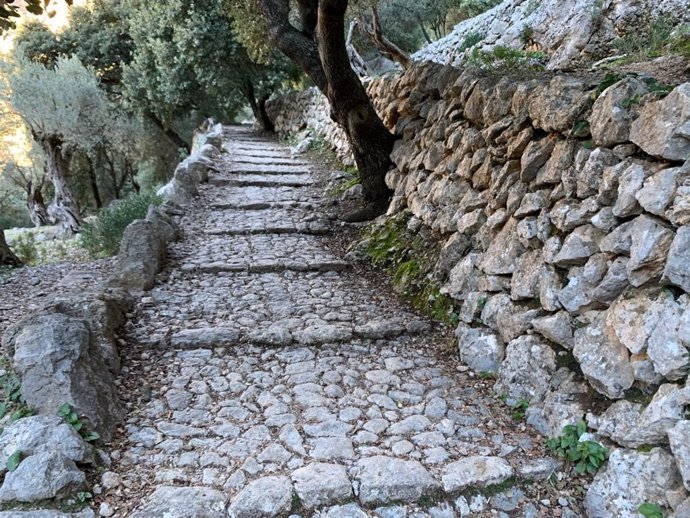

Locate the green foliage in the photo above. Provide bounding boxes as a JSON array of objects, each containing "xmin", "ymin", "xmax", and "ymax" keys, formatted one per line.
[
  {"xmin": 458, "ymin": 31, "xmax": 485, "ymax": 52},
  {"xmin": 362, "ymin": 212, "xmax": 458, "ymax": 325},
  {"xmin": 478, "ymin": 371, "xmax": 496, "ymax": 380},
  {"xmin": 58, "ymin": 403, "xmax": 100, "ymax": 443},
  {"xmin": 638, "ymin": 502, "xmax": 665, "ymax": 518},
  {"xmin": 592, "ymin": 73, "xmax": 621, "ymax": 100},
  {"xmin": 0, "ymin": 0, "xmax": 57, "ymax": 32},
  {"xmin": 466, "ymin": 45, "xmax": 548, "ymax": 71},
  {"xmin": 76, "ymin": 491, "xmax": 93, "ymax": 504},
  {"xmin": 614, "ymin": 16, "xmax": 689, "ymax": 61},
  {"xmin": 9, "ymin": 233, "xmax": 38, "ymax": 266},
  {"xmin": 510, "ymin": 399, "xmax": 529, "ymax": 421},
  {"xmin": 547, "ymin": 421, "xmax": 609, "ymax": 475},
  {"xmin": 6, "ymin": 450, "xmax": 22, "ymax": 472},
  {"xmin": 0, "ymin": 360, "xmax": 33, "ymax": 424},
  {"xmin": 79, "ymin": 191, "xmax": 161, "ymax": 258}
]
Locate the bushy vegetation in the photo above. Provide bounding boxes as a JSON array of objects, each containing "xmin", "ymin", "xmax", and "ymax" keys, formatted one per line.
[
  {"xmin": 547, "ymin": 421, "xmax": 609, "ymax": 475},
  {"xmin": 466, "ymin": 45, "xmax": 548, "ymax": 71},
  {"xmin": 80, "ymin": 191, "xmax": 161, "ymax": 258},
  {"xmin": 614, "ymin": 16, "xmax": 690, "ymax": 62}
]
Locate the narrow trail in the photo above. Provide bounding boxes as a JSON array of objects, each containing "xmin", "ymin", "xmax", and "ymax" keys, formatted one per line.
[{"xmin": 104, "ymin": 127, "xmax": 579, "ymax": 517}]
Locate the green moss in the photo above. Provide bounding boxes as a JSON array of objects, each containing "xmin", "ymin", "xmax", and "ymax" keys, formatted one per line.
[{"xmin": 361, "ymin": 212, "xmax": 458, "ymax": 326}]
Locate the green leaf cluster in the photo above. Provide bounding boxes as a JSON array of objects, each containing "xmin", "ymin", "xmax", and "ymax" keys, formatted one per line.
[
  {"xmin": 638, "ymin": 502, "xmax": 665, "ymax": 518},
  {"xmin": 58, "ymin": 403, "xmax": 100, "ymax": 442},
  {"xmin": 547, "ymin": 421, "xmax": 609, "ymax": 475}
]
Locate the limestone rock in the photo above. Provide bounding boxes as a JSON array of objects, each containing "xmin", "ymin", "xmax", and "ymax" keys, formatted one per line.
[
  {"xmin": 553, "ymin": 225, "xmax": 602, "ymax": 266},
  {"xmin": 613, "ymin": 162, "xmax": 652, "ymax": 218},
  {"xmin": 627, "ymin": 215, "xmax": 674, "ymax": 287},
  {"xmin": 130, "ymin": 486, "xmax": 227, "ymax": 518},
  {"xmin": 291, "ymin": 463, "xmax": 352, "ymax": 509},
  {"xmin": 495, "ymin": 336, "xmax": 556, "ymax": 403},
  {"xmin": 669, "ymin": 420, "xmax": 690, "ymax": 491},
  {"xmin": 11, "ymin": 313, "xmax": 123, "ymax": 441},
  {"xmin": 630, "ymin": 83, "xmax": 690, "ymax": 161},
  {"xmin": 228, "ymin": 476, "xmax": 293, "ymax": 518},
  {"xmin": 355, "ymin": 456, "xmax": 439, "ymax": 506},
  {"xmin": 663, "ymin": 226, "xmax": 690, "ymax": 293},
  {"xmin": 573, "ymin": 314, "xmax": 634, "ymax": 399},
  {"xmin": 636, "ymin": 166, "xmax": 689, "ymax": 217},
  {"xmin": 480, "ymin": 218, "xmax": 525, "ymax": 275},
  {"xmin": 585, "ymin": 448, "xmax": 684, "ymax": 518},
  {"xmin": 441, "ymin": 456, "xmax": 513, "ymax": 492},
  {"xmin": 171, "ymin": 327, "xmax": 240, "ymax": 348},
  {"xmin": 532, "ymin": 312, "xmax": 574, "ymax": 349},
  {"xmin": 0, "ymin": 416, "xmax": 93, "ymax": 468},
  {"xmin": 107, "ymin": 219, "xmax": 167, "ymax": 291},
  {"xmin": 0, "ymin": 452, "xmax": 86, "ymax": 503},
  {"xmin": 455, "ymin": 324, "xmax": 505, "ymax": 373},
  {"xmin": 591, "ymin": 78, "xmax": 648, "ymax": 147}
]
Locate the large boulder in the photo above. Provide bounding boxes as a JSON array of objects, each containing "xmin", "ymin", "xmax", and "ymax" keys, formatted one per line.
[
  {"xmin": 107, "ymin": 219, "xmax": 167, "ymax": 291},
  {"xmin": 585, "ymin": 448, "xmax": 685, "ymax": 518},
  {"xmin": 8, "ymin": 313, "xmax": 123, "ymax": 441},
  {"xmin": 630, "ymin": 84, "xmax": 690, "ymax": 162},
  {"xmin": 591, "ymin": 78, "xmax": 648, "ymax": 147},
  {"xmin": 494, "ymin": 335, "xmax": 557, "ymax": 403}
]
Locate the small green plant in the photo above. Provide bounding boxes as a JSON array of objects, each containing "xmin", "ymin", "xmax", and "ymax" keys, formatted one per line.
[
  {"xmin": 76, "ymin": 491, "xmax": 93, "ymax": 504},
  {"xmin": 592, "ymin": 73, "xmax": 621, "ymax": 100},
  {"xmin": 459, "ymin": 31, "xmax": 485, "ymax": 52},
  {"xmin": 58, "ymin": 403, "xmax": 100, "ymax": 442},
  {"xmin": 511, "ymin": 399, "xmax": 530, "ymax": 421},
  {"xmin": 10, "ymin": 233, "xmax": 39, "ymax": 266},
  {"xmin": 80, "ymin": 191, "xmax": 161, "ymax": 258},
  {"xmin": 6, "ymin": 450, "xmax": 22, "ymax": 471},
  {"xmin": 479, "ymin": 371, "xmax": 496, "ymax": 380},
  {"xmin": 0, "ymin": 361, "xmax": 33, "ymax": 423},
  {"xmin": 547, "ymin": 421, "xmax": 609, "ymax": 474},
  {"xmin": 520, "ymin": 26, "xmax": 534, "ymax": 45},
  {"xmin": 614, "ymin": 16, "xmax": 689, "ymax": 62},
  {"xmin": 638, "ymin": 502, "xmax": 665, "ymax": 518},
  {"xmin": 466, "ymin": 45, "xmax": 548, "ymax": 71}
]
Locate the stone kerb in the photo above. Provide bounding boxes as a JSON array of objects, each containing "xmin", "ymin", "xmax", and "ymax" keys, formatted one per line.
[
  {"xmin": 0, "ymin": 121, "xmax": 222, "ymax": 510},
  {"xmin": 268, "ymin": 62, "xmax": 690, "ymax": 515}
]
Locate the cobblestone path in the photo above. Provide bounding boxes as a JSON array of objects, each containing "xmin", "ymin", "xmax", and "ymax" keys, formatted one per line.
[{"xmin": 104, "ymin": 127, "xmax": 580, "ymax": 518}]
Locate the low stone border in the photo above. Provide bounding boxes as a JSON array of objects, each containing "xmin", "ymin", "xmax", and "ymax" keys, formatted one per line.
[{"xmin": 0, "ymin": 120, "xmax": 223, "ymax": 514}]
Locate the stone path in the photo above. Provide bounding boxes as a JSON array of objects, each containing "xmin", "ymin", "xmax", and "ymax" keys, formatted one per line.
[{"xmin": 103, "ymin": 127, "xmax": 581, "ymax": 517}]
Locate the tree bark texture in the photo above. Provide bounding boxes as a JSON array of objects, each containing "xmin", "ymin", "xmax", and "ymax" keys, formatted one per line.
[
  {"xmin": 39, "ymin": 136, "xmax": 82, "ymax": 234},
  {"xmin": 28, "ymin": 182, "xmax": 49, "ymax": 228},
  {"xmin": 359, "ymin": 7, "xmax": 412, "ymax": 70},
  {"xmin": 0, "ymin": 229, "xmax": 22, "ymax": 267},
  {"xmin": 243, "ymin": 81, "xmax": 275, "ymax": 132},
  {"xmin": 346, "ymin": 19, "xmax": 369, "ymax": 78},
  {"xmin": 259, "ymin": 0, "xmax": 395, "ymax": 208}
]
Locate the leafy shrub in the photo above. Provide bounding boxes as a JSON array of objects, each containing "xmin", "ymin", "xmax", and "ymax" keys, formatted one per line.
[
  {"xmin": 466, "ymin": 45, "xmax": 548, "ymax": 71},
  {"xmin": 11, "ymin": 233, "xmax": 39, "ymax": 266},
  {"xmin": 80, "ymin": 191, "xmax": 161, "ymax": 258},
  {"xmin": 639, "ymin": 502, "xmax": 665, "ymax": 518},
  {"xmin": 547, "ymin": 421, "xmax": 609, "ymax": 474}
]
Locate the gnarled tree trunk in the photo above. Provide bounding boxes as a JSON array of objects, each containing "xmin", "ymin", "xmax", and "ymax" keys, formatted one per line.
[
  {"xmin": 358, "ymin": 6, "xmax": 412, "ymax": 70},
  {"xmin": 28, "ymin": 181, "xmax": 49, "ymax": 227},
  {"xmin": 39, "ymin": 135, "xmax": 82, "ymax": 234},
  {"xmin": 259, "ymin": 0, "xmax": 395, "ymax": 217},
  {"xmin": 243, "ymin": 80, "xmax": 275, "ymax": 132},
  {"xmin": 0, "ymin": 230, "xmax": 22, "ymax": 267}
]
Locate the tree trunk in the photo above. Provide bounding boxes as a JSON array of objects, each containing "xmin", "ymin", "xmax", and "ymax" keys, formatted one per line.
[
  {"xmin": 359, "ymin": 7, "xmax": 412, "ymax": 70},
  {"xmin": 27, "ymin": 181, "xmax": 49, "ymax": 227},
  {"xmin": 86, "ymin": 156, "xmax": 103, "ymax": 210},
  {"xmin": 243, "ymin": 81, "xmax": 275, "ymax": 132},
  {"xmin": 0, "ymin": 229, "xmax": 22, "ymax": 267},
  {"xmin": 39, "ymin": 136, "xmax": 82, "ymax": 234},
  {"xmin": 260, "ymin": 0, "xmax": 395, "ymax": 213},
  {"xmin": 316, "ymin": 0, "xmax": 395, "ymax": 207},
  {"xmin": 346, "ymin": 19, "xmax": 369, "ymax": 78},
  {"xmin": 147, "ymin": 113, "xmax": 190, "ymax": 153}
]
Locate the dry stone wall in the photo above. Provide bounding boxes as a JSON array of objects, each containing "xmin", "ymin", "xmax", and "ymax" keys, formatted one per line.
[{"xmin": 268, "ymin": 62, "xmax": 690, "ymax": 516}]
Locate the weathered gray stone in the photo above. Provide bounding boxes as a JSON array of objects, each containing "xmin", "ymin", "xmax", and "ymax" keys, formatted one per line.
[
  {"xmin": 441, "ymin": 456, "xmax": 513, "ymax": 492},
  {"xmin": 532, "ymin": 312, "xmax": 574, "ymax": 349},
  {"xmin": 627, "ymin": 215, "xmax": 674, "ymax": 287},
  {"xmin": 670, "ymin": 184, "xmax": 690, "ymax": 226},
  {"xmin": 591, "ymin": 78, "xmax": 648, "ymax": 147},
  {"xmin": 228, "ymin": 476, "xmax": 293, "ymax": 518},
  {"xmin": 0, "ymin": 452, "xmax": 86, "ymax": 503},
  {"xmin": 573, "ymin": 313, "xmax": 634, "ymax": 399},
  {"xmin": 669, "ymin": 420, "xmax": 690, "ymax": 491},
  {"xmin": 591, "ymin": 257, "xmax": 630, "ymax": 304},
  {"xmin": 495, "ymin": 336, "xmax": 556, "ymax": 403},
  {"xmin": 577, "ymin": 148, "xmax": 619, "ymax": 199},
  {"xmin": 587, "ymin": 400, "xmax": 642, "ymax": 446},
  {"xmin": 0, "ymin": 416, "xmax": 93, "ymax": 468},
  {"xmin": 520, "ymin": 136, "xmax": 557, "ymax": 182},
  {"xmin": 10, "ymin": 313, "xmax": 123, "ymax": 441},
  {"xmin": 630, "ymin": 83, "xmax": 690, "ymax": 161},
  {"xmin": 480, "ymin": 218, "xmax": 525, "ymax": 275},
  {"xmin": 0, "ymin": 512, "xmax": 94, "ymax": 518},
  {"xmin": 599, "ymin": 222, "xmax": 633, "ymax": 255},
  {"xmin": 663, "ymin": 226, "xmax": 690, "ymax": 293},
  {"xmin": 455, "ymin": 324, "xmax": 505, "ymax": 373},
  {"xmin": 442, "ymin": 253, "xmax": 480, "ymax": 299},
  {"xmin": 355, "ymin": 456, "xmax": 440, "ymax": 506},
  {"xmin": 107, "ymin": 219, "xmax": 167, "ymax": 291},
  {"xmin": 613, "ymin": 163, "xmax": 652, "ymax": 218},
  {"xmin": 637, "ymin": 166, "xmax": 688, "ymax": 217},
  {"xmin": 585, "ymin": 448, "xmax": 684, "ymax": 518},
  {"xmin": 130, "ymin": 486, "xmax": 227, "ymax": 518},
  {"xmin": 553, "ymin": 225, "xmax": 603, "ymax": 266},
  {"xmin": 171, "ymin": 327, "xmax": 240, "ymax": 348},
  {"xmin": 291, "ymin": 463, "xmax": 352, "ymax": 509}
]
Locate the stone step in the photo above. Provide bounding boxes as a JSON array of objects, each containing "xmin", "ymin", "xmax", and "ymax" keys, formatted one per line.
[
  {"xmin": 210, "ymin": 201, "xmax": 316, "ymax": 210},
  {"xmin": 205, "ymin": 225, "xmax": 330, "ymax": 236},
  {"xmin": 210, "ymin": 175, "xmax": 313, "ymax": 188},
  {"xmin": 206, "ymin": 186, "xmax": 319, "ymax": 207},
  {"xmin": 225, "ymin": 166, "xmax": 309, "ymax": 176},
  {"xmin": 182, "ymin": 259, "xmax": 349, "ymax": 274},
  {"xmin": 232, "ymin": 156, "xmax": 309, "ymax": 166}
]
